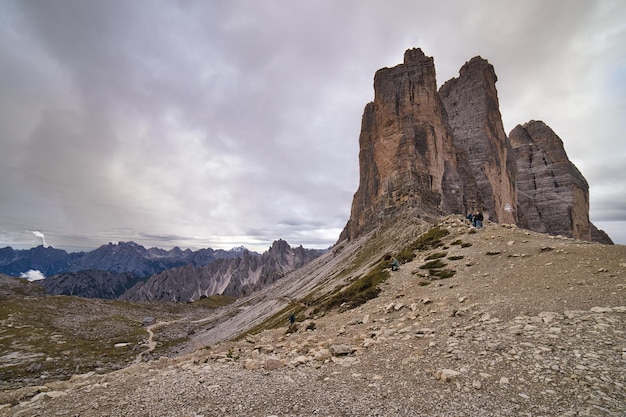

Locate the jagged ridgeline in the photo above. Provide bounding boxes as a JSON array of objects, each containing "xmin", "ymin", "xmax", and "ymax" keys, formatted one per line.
[{"xmin": 339, "ymin": 48, "xmax": 612, "ymax": 245}]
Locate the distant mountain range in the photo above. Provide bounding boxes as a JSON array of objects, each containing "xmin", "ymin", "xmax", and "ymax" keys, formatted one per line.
[
  {"xmin": 120, "ymin": 239, "xmax": 324, "ymax": 302},
  {"xmin": 0, "ymin": 240, "xmax": 325, "ymax": 301},
  {"xmin": 0, "ymin": 241, "xmax": 245, "ymax": 279}
]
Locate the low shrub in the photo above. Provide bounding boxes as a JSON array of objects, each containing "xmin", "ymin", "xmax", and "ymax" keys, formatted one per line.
[
  {"xmin": 322, "ymin": 260, "xmax": 390, "ymax": 312},
  {"xmin": 408, "ymin": 226, "xmax": 449, "ymax": 251},
  {"xmin": 419, "ymin": 260, "xmax": 447, "ymax": 270},
  {"xmin": 429, "ymin": 269, "xmax": 456, "ymax": 279}
]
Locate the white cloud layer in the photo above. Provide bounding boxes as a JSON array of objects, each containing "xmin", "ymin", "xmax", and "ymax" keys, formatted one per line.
[
  {"xmin": 1, "ymin": 0, "xmax": 624, "ymax": 251},
  {"xmin": 20, "ymin": 269, "xmax": 45, "ymax": 282}
]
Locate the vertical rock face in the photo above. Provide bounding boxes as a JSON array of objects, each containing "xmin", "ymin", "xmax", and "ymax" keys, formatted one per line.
[
  {"xmin": 340, "ymin": 48, "xmax": 612, "ymax": 244},
  {"xmin": 439, "ymin": 57, "xmax": 517, "ymax": 224},
  {"xmin": 340, "ymin": 49, "xmax": 467, "ymax": 241},
  {"xmin": 510, "ymin": 121, "xmax": 611, "ymax": 243}
]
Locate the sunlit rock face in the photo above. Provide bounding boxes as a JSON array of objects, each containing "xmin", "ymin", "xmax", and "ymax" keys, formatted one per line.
[{"xmin": 340, "ymin": 48, "xmax": 469, "ymax": 241}]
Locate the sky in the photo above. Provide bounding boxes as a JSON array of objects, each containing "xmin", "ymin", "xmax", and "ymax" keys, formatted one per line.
[{"xmin": 1, "ymin": 0, "xmax": 625, "ymax": 253}]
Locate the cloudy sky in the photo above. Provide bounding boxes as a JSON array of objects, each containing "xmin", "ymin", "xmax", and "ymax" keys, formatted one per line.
[{"xmin": 1, "ymin": 0, "xmax": 624, "ymax": 252}]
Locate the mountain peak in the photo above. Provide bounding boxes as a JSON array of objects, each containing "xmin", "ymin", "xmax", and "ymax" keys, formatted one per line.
[{"xmin": 341, "ymin": 48, "xmax": 611, "ymax": 244}]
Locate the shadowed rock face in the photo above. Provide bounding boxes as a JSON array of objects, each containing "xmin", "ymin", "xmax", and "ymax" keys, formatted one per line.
[
  {"xmin": 440, "ymin": 56, "xmax": 517, "ymax": 225},
  {"xmin": 510, "ymin": 121, "xmax": 612, "ymax": 243},
  {"xmin": 340, "ymin": 48, "xmax": 612, "ymax": 244}
]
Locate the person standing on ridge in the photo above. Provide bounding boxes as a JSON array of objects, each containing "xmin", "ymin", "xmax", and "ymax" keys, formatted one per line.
[{"xmin": 474, "ymin": 211, "xmax": 484, "ymax": 228}]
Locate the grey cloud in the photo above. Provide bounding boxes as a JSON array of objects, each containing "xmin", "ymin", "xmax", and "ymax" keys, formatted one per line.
[{"xmin": 1, "ymin": 0, "xmax": 624, "ymax": 250}]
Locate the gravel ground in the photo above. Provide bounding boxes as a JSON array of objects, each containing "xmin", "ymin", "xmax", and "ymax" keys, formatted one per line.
[{"xmin": 2, "ymin": 219, "xmax": 625, "ymax": 416}]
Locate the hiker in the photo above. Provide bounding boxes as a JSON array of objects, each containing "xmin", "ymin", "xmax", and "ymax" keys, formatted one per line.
[
  {"xmin": 391, "ymin": 258, "xmax": 399, "ymax": 271},
  {"xmin": 289, "ymin": 313, "xmax": 295, "ymax": 325},
  {"xmin": 466, "ymin": 213, "xmax": 474, "ymax": 224},
  {"xmin": 474, "ymin": 211, "xmax": 484, "ymax": 228}
]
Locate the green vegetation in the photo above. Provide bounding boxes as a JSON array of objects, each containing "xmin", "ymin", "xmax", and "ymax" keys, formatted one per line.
[
  {"xmin": 322, "ymin": 258, "xmax": 390, "ymax": 312},
  {"xmin": 0, "ymin": 294, "xmax": 236, "ymax": 390},
  {"xmin": 486, "ymin": 251, "xmax": 501, "ymax": 256},
  {"xmin": 425, "ymin": 252, "xmax": 447, "ymax": 260},
  {"xmin": 419, "ymin": 260, "xmax": 447, "ymax": 270},
  {"xmin": 447, "ymin": 255, "xmax": 464, "ymax": 261},
  {"xmin": 461, "ymin": 242, "xmax": 473, "ymax": 248},
  {"xmin": 409, "ymin": 226, "xmax": 449, "ymax": 251},
  {"xmin": 429, "ymin": 269, "xmax": 456, "ymax": 279},
  {"xmin": 194, "ymin": 294, "xmax": 237, "ymax": 308},
  {"xmin": 0, "ymin": 297, "xmax": 145, "ymax": 388},
  {"xmin": 397, "ymin": 226, "xmax": 449, "ymax": 263}
]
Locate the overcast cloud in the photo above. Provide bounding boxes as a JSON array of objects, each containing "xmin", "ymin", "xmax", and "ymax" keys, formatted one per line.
[{"xmin": 1, "ymin": 0, "xmax": 624, "ymax": 252}]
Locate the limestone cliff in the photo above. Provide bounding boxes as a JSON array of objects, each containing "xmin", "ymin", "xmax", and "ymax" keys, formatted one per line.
[
  {"xmin": 340, "ymin": 49, "xmax": 469, "ymax": 241},
  {"xmin": 440, "ymin": 57, "xmax": 517, "ymax": 224},
  {"xmin": 510, "ymin": 121, "xmax": 612, "ymax": 243},
  {"xmin": 340, "ymin": 48, "xmax": 612, "ymax": 245}
]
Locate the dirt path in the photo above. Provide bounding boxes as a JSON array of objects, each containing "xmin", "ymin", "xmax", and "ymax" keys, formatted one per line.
[{"xmin": 133, "ymin": 320, "xmax": 181, "ymax": 364}]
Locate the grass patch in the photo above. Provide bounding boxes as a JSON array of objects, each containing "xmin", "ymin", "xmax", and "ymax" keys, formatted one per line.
[
  {"xmin": 396, "ymin": 248, "xmax": 417, "ymax": 264},
  {"xmin": 194, "ymin": 294, "xmax": 237, "ymax": 308},
  {"xmin": 395, "ymin": 226, "xmax": 450, "ymax": 263},
  {"xmin": 419, "ymin": 260, "xmax": 447, "ymax": 270},
  {"xmin": 450, "ymin": 239, "xmax": 463, "ymax": 246},
  {"xmin": 321, "ymin": 259, "xmax": 390, "ymax": 312},
  {"xmin": 486, "ymin": 251, "xmax": 501, "ymax": 256},
  {"xmin": 429, "ymin": 269, "xmax": 456, "ymax": 279},
  {"xmin": 447, "ymin": 255, "xmax": 464, "ymax": 261},
  {"xmin": 460, "ymin": 242, "xmax": 473, "ymax": 248},
  {"xmin": 410, "ymin": 226, "xmax": 449, "ymax": 251},
  {"xmin": 0, "ymin": 296, "xmax": 150, "ymax": 389},
  {"xmin": 425, "ymin": 252, "xmax": 447, "ymax": 260}
]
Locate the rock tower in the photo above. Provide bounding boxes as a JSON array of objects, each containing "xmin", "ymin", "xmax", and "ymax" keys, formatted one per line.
[{"xmin": 340, "ymin": 48, "xmax": 612, "ymax": 244}]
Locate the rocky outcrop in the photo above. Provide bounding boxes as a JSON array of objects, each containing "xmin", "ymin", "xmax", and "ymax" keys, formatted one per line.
[
  {"xmin": 510, "ymin": 121, "xmax": 611, "ymax": 243},
  {"xmin": 440, "ymin": 57, "xmax": 517, "ymax": 224},
  {"xmin": 340, "ymin": 48, "xmax": 612, "ymax": 244},
  {"xmin": 591, "ymin": 224, "xmax": 614, "ymax": 245},
  {"xmin": 120, "ymin": 240, "xmax": 324, "ymax": 302},
  {"xmin": 340, "ymin": 48, "xmax": 469, "ymax": 241}
]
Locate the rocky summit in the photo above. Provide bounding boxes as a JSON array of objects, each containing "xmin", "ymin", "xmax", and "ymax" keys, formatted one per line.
[{"xmin": 341, "ymin": 48, "xmax": 611, "ymax": 244}]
